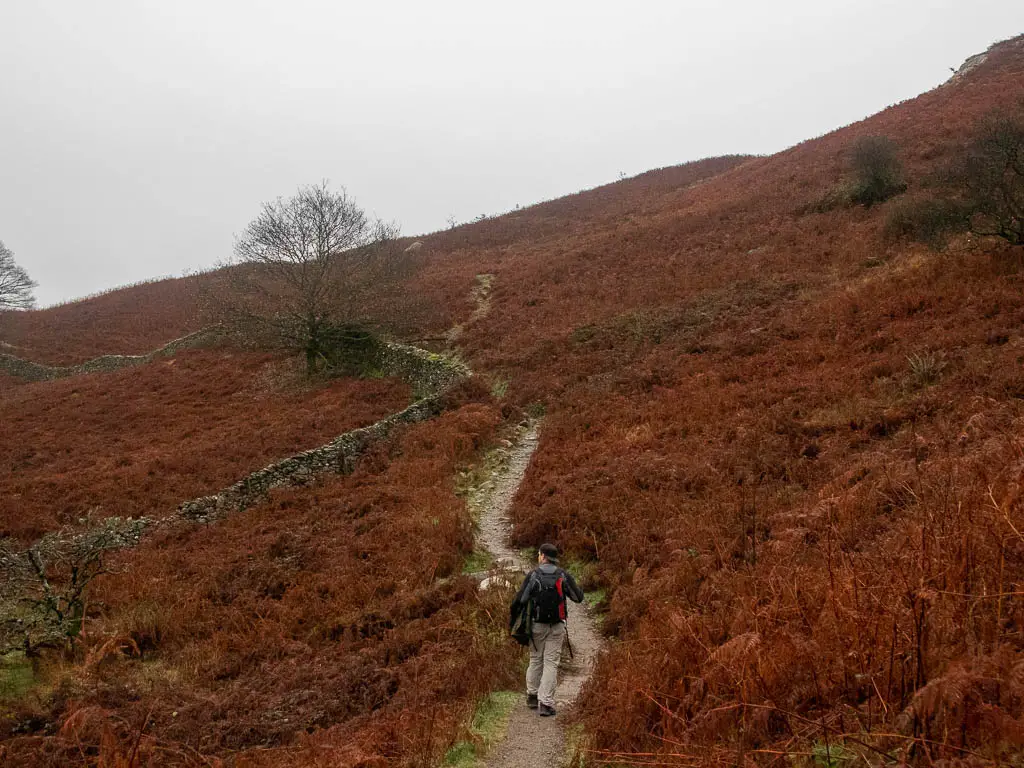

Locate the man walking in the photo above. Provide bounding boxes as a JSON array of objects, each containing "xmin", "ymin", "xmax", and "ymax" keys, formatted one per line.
[{"xmin": 511, "ymin": 542, "xmax": 584, "ymax": 716}]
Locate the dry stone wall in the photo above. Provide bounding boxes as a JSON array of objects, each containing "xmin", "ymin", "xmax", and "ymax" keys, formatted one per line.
[
  {"xmin": 178, "ymin": 394, "xmax": 445, "ymax": 522},
  {"xmin": 0, "ymin": 327, "xmax": 224, "ymax": 382},
  {"xmin": 1, "ymin": 317, "xmax": 477, "ymax": 656},
  {"xmin": 176, "ymin": 340, "xmax": 468, "ymax": 521},
  {"xmin": 372, "ymin": 341, "xmax": 469, "ymax": 397},
  {"xmin": 1, "ymin": 331, "xmax": 470, "ymax": 554},
  {"xmin": 0, "ymin": 328, "xmax": 467, "ymax": 394}
]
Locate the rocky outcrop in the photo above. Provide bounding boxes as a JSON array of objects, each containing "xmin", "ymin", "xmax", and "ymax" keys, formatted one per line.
[
  {"xmin": 947, "ymin": 51, "xmax": 990, "ymax": 84},
  {"xmin": 945, "ymin": 35, "xmax": 1024, "ymax": 85}
]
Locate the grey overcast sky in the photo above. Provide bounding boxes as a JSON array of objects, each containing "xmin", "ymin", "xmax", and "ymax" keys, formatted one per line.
[{"xmin": 1, "ymin": 2, "xmax": 1022, "ymax": 306}]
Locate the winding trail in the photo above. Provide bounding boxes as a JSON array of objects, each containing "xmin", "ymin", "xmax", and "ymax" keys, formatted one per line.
[
  {"xmin": 474, "ymin": 423, "xmax": 603, "ymax": 767},
  {"xmin": 2, "ymin": 274, "xmax": 606, "ymax": 765},
  {"xmin": 446, "ymin": 273, "xmax": 495, "ymax": 345},
  {"xmin": 5, "ymin": 276, "xmax": 606, "ymax": 762}
]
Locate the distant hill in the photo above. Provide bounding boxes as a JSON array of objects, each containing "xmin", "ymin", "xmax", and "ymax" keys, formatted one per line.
[{"xmin": 0, "ymin": 155, "xmax": 750, "ymax": 364}]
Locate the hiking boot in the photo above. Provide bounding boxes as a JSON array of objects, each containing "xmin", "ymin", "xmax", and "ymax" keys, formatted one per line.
[
  {"xmin": 526, "ymin": 693, "xmax": 538, "ymax": 709},
  {"xmin": 538, "ymin": 703, "xmax": 556, "ymax": 717}
]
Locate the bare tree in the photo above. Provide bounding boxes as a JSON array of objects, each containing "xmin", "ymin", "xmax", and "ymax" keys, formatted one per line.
[
  {"xmin": 223, "ymin": 182, "xmax": 402, "ymax": 373},
  {"xmin": 0, "ymin": 240, "xmax": 37, "ymax": 310}
]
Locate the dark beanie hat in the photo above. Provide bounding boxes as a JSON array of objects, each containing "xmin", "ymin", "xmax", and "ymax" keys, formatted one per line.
[{"xmin": 539, "ymin": 542, "xmax": 559, "ymax": 561}]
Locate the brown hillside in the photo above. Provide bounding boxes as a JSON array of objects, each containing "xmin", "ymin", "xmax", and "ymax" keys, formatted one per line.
[
  {"xmin": 0, "ymin": 155, "xmax": 750, "ymax": 365},
  {"xmin": 1, "ymin": 400, "xmax": 519, "ymax": 767},
  {"xmin": 0, "ymin": 276, "xmax": 207, "ymax": 365},
  {"xmin": 3, "ymin": 33, "xmax": 1024, "ymax": 767},
  {"xmin": 0, "ymin": 351, "xmax": 410, "ymax": 542}
]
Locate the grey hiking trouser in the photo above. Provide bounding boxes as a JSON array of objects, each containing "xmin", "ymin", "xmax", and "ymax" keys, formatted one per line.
[{"xmin": 526, "ymin": 621, "xmax": 566, "ymax": 707}]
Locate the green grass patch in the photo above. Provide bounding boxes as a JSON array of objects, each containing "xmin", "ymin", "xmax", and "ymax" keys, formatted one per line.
[
  {"xmin": 490, "ymin": 376, "xmax": 510, "ymax": 399},
  {"xmin": 582, "ymin": 588, "xmax": 608, "ymax": 628},
  {"xmin": 0, "ymin": 653, "xmax": 35, "ymax": 700},
  {"xmin": 518, "ymin": 547, "xmax": 539, "ymax": 566},
  {"xmin": 584, "ymin": 588, "xmax": 607, "ymax": 611},
  {"xmin": 442, "ymin": 690, "xmax": 520, "ymax": 768},
  {"xmin": 462, "ymin": 550, "xmax": 493, "ymax": 574},
  {"xmin": 811, "ymin": 740, "xmax": 857, "ymax": 768}
]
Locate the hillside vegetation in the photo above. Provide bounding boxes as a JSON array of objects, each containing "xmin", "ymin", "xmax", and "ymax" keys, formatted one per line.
[
  {"xmin": 2, "ymin": 34, "xmax": 1024, "ymax": 767},
  {"xmin": 2, "ymin": 397, "xmax": 520, "ymax": 766},
  {"xmin": 0, "ymin": 350, "xmax": 410, "ymax": 542}
]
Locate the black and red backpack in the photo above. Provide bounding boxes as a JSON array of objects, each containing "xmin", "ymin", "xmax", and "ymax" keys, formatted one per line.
[{"xmin": 532, "ymin": 568, "xmax": 567, "ymax": 624}]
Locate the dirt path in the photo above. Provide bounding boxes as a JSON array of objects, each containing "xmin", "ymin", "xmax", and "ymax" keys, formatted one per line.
[
  {"xmin": 446, "ymin": 273, "xmax": 495, "ymax": 344},
  {"xmin": 473, "ymin": 423, "xmax": 603, "ymax": 768}
]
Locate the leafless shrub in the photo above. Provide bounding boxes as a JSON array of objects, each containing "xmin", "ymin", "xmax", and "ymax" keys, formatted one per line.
[
  {"xmin": 802, "ymin": 136, "xmax": 907, "ymax": 213},
  {"xmin": 954, "ymin": 110, "xmax": 1024, "ymax": 244},
  {"xmin": 888, "ymin": 109, "xmax": 1024, "ymax": 249},
  {"xmin": 884, "ymin": 196, "xmax": 970, "ymax": 247},
  {"xmin": 849, "ymin": 136, "xmax": 907, "ymax": 206},
  {"xmin": 0, "ymin": 517, "xmax": 147, "ymax": 656}
]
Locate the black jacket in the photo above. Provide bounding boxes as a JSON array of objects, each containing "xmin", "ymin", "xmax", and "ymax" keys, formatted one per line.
[{"xmin": 512, "ymin": 562, "xmax": 584, "ymax": 622}]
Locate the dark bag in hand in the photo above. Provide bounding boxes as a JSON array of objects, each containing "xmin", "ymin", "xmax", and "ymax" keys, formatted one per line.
[{"xmin": 509, "ymin": 598, "xmax": 532, "ymax": 646}]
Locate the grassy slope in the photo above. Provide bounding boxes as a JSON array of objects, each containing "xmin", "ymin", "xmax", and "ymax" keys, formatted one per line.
[
  {"xmin": 435, "ymin": 36, "xmax": 1024, "ymax": 763},
  {"xmin": 0, "ymin": 155, "xmax": 751, "ymax": 366}
]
